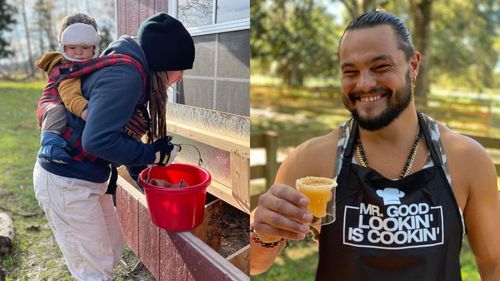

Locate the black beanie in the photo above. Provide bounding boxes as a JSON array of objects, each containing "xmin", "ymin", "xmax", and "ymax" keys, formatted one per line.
[{"xmin": 137, "ymin": 13, "xmax": 195, "ymax": 71}]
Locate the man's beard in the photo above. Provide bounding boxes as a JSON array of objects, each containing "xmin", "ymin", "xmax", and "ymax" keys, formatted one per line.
[{"xmin": 348, "ymin": 72, "xmax": 412, "ymax": 131}]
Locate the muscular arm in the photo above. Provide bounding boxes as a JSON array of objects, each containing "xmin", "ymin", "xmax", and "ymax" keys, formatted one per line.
[
  {"xmin": 250, "ymin": 130, "xmax": 338, "ymax": 275},
  {"xmin": 444, "ymin": 129, "xmax": 500, "ymax": 280},
  {"xmin": 58, "ymin": 78, "xmax": 88, "ymax": 117}
]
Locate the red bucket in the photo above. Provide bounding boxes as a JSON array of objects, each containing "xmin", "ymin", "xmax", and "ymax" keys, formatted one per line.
[{"xmin": 138, "ymin": 163, "xmax": 211, "ymax": 231}]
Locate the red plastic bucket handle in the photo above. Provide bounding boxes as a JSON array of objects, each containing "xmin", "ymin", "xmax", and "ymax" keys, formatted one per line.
[{"xmin": 145, "ymin": 143, "xmax": 204, "ymax": 183}]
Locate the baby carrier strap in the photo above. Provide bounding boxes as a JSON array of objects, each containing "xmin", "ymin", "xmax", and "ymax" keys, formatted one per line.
[
  {"xmin": 56, "ymin": 54, "xmax": 151, "ymax": 143},
  {"xmin": 37, "ymin": 54, "xmax": 148, "ymax": 127},
  {"xmin": 55, "ymin": 54, "xmax": 147, "ymax": 96}
]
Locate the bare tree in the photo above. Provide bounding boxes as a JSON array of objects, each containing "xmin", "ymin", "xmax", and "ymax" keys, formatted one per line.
[
  {"xmin": 34, "ymin": 0, "xmax": 46, "ymax": 56},
  {"xmin": 32, "ymin": 0, "xmax": 65, "ymax": 58},
  {"xmin": 410, "ymin": 0, "xmax": 432, "ymax": 98},
  {"xmin": 41, "ymin": 0, "xmax": 56, "ymax": 50},
  {"xmin": 21, "ymin": 0, "xmax": 35, "ymax": 77}
]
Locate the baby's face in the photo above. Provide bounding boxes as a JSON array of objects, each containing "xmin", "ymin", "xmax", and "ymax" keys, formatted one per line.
[{"xmin": 64, "ymin": 45, "xmax": 94, "ymax": 60}]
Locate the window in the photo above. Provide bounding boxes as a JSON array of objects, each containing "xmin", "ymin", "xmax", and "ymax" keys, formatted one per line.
[
  {"xmin": 175, "ymin": 0, "xmax": 249, "ymax": 35},
  {"xmin": 169, "ymin": 0, "xmax": 250, "ymax": 116},
  {"xmin": 177, "ymin": 0, "xmax": 213, "ymax": 28},
  {"xmin": 216, "ymin": 0, "xmax": 249, "ymax": 24}
]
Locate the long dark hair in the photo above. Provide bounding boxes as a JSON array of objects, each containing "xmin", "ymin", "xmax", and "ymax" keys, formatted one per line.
[{"xmin": 147, "ymin": 72, "xmax": 168, "ymax": 142}]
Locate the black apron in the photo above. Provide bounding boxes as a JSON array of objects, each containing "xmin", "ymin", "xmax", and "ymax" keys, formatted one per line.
[{"xmin": 316, "ymin": 113, "xmax": 463, "ymax": 281}]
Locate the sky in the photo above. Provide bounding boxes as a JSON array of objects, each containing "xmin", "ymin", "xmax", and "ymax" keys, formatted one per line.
[
  {"xmin": 325, "ymin": 0, "xmax": 346, "ymax": 24},
  {"xmin": 1, "ymin": 0, "xmax": 116, "ymax": 65}
]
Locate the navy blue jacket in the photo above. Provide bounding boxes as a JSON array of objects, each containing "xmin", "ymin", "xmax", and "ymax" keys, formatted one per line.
[{"xmin": 39, "ymin": 36, "xmax": 156, "ymax": 182}]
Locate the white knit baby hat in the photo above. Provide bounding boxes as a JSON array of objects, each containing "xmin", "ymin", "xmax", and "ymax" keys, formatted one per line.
[{"xmin": 59, "ymin": 22, "xmax": 100, "ymax": 61}]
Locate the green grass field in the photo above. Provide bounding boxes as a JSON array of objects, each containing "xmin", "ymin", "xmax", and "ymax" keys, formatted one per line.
[
  {"xmin": 0, "ymin": 80, "xmax": 151, "ymax": 280},
  {"xmin": 251, "ymin": 240, "xmax": 481, "ymax": 281}
]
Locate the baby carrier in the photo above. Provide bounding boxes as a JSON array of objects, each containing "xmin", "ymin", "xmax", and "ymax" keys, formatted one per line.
[{"xmin": 36, "ymin": 54, "xmax": 150, "ymax": 195}]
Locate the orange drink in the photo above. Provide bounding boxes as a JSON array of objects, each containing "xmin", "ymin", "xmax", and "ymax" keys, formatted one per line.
[{"xmin": 296, "ymin": 177, "xmax": 337, "ymax": 219}]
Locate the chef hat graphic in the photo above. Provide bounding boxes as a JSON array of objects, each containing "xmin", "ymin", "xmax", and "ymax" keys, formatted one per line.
[{"xmin": 376, "ymin": 187, "xmax": 405, "ymax": 205}]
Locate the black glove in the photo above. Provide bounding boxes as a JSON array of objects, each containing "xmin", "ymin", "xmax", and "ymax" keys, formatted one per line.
[{"xmin": 153, "ymin": 136, "xmax": 180, "ymax": 165}]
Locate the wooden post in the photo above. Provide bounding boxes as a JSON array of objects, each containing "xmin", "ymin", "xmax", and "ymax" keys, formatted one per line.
[
  {"xmin": 230, "ymin": 149, "xmax": 250, "ymax": 213},
  {"xmin": 0, "ymin": 213, "xmax": 14, "ymax": 254},
  {"xmin": 487, "ymin": 104, "xmax": 492, "ymax": 136},
  {"xmin": 264, "ymin": 131, "xmax": 278, "ymax": 187},
  {"xmin": 278, "ymin": 85, "xmax": 284, "ymax": 98}
]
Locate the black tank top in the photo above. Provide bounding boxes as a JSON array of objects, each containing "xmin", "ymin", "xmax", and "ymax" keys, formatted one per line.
[{"xmin": 316, "ymin": 113, "xmax": 464, "ymax": 281}]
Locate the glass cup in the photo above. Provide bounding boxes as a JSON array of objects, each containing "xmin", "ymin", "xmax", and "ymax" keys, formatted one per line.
[{"xmin": 296, "ymin": 176, "xmax": 337, "ymax": 225}]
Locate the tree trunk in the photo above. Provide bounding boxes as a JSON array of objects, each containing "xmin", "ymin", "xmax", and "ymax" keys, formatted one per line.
[
  {"xmin": 38, "ymin": 20, "xmax": 45, "ymax": 57},
  {"xmin": 340, "ymin": 0, "xmax": 360, "ymax": 19},
  {"xmin": 21, "ymin": 0, "xmax": 35, "ymax": 77},
  {"xmin": 291, "ymin": 70, "xmax": 304, "ymax": 87},
  {"xmin": 281, "ymin": 65, "xmax": 292, "ymax": 86},
  {"xmin": 341, "ymin": 0, "xmax": 377, "ymax": 19},
  {"xmin": 410, "ymin": 0, "xmax": 432, "ymax": 98},
  {"xmin": 362, "ymin": 0, "xmax": 376, "ymax": 13},
  {"xmin": 0, "ymin": 213, "xmax": 14, "ymax": 254},
  {"xmin": 44, "ymin": 1, "xmax": 56, "ymax": 51}
]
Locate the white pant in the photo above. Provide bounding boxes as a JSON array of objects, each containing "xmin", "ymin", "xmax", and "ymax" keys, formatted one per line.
[{"xmin": 33, "ymin": 163, "xmax": 124, "ymax": 281}]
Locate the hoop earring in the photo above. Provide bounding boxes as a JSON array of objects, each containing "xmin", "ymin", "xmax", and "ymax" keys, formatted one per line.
[{"xmin": 411, "ymin": 76, "xmax": 416, "ymax": 95}]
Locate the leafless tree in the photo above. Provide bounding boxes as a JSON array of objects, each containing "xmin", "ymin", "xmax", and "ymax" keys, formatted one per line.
[
  {"xmin": 410, "ymin": 0, "xmax": 432, "ymax": 98},
  {"xmin": 21, "ymin": 0, "xmax": 35, "ymax": 77}
]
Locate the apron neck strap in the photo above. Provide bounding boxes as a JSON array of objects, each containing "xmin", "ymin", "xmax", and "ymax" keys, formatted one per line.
[
  {"xmin": 343, "ymin": 118, "xmax": 359, "ymax": 166},
  {"xmin": 417, "ymin": 111, "xmax": 443, "ymax": 166}
]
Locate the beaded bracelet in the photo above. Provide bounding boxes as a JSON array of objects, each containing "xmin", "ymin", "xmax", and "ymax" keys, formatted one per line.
[{"xmin": 250, "ymin": 225, "xmax": 284, "ymax": 248}]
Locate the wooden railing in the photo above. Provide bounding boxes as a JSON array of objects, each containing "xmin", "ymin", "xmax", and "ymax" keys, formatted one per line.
[
  {"xmin": 167, "ymin": 120, "xmax": 250, "ymax": 214},
  {"xmin": 251, "ymin": 129, "xmax": 500, "ymax": 187}
]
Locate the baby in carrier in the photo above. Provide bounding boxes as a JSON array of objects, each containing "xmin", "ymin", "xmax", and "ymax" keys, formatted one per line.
[
  {"xmin": 37, "ymin": 14, "xmax": 101, "ymax": 164},
  {"xmin": 37, "ymin": 13, "xmax": 154, "ymax": 164}
]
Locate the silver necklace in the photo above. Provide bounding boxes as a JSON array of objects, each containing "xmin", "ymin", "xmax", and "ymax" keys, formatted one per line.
[{"xmin": 356, "ymin": 128, "xmax": 423, "ymax": 179}]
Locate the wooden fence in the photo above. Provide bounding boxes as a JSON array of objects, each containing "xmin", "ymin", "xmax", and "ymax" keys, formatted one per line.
[
  {"xmin": 251, "ymin": 84, "xmax": 494, "ymax": 137},
  {"xmin": 251, "ymin": 130, "xmax": 500, "ymax": 188}
]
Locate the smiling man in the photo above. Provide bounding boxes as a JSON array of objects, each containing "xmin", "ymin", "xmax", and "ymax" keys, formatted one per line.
[{"xmin": 250, "ymin": 10, "xmax": 500, "ymax": 281}]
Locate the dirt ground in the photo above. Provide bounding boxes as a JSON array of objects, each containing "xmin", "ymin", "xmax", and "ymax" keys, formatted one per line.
[{"xmin": 219, "ymin": 203, "xmax": 249, "ymax": 258}]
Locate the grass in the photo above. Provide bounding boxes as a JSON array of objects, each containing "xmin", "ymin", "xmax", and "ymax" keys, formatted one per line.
[
  {"xmin": 0, "ymin": 80, "xmax": 152, "ymax": 280},
  {"xmin": 0, "ymin": 80, "xmax": 72, "ymax": 280},
  {"xmin": 252, "ymin": 241, "xmax": 319, "ymax": 281},
  {"xmin": 252, "ymin": 239, "xmax": 481, "ymax": 281}
]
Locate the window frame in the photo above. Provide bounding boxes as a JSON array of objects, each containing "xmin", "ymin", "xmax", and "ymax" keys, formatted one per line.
[
  {"xmin": 167, "ymin": 0, "xmax": 250, "ymax": 107},
  {"xmin": 170, "ymin": 0, "xmax": 250, "ymax": 36}
]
